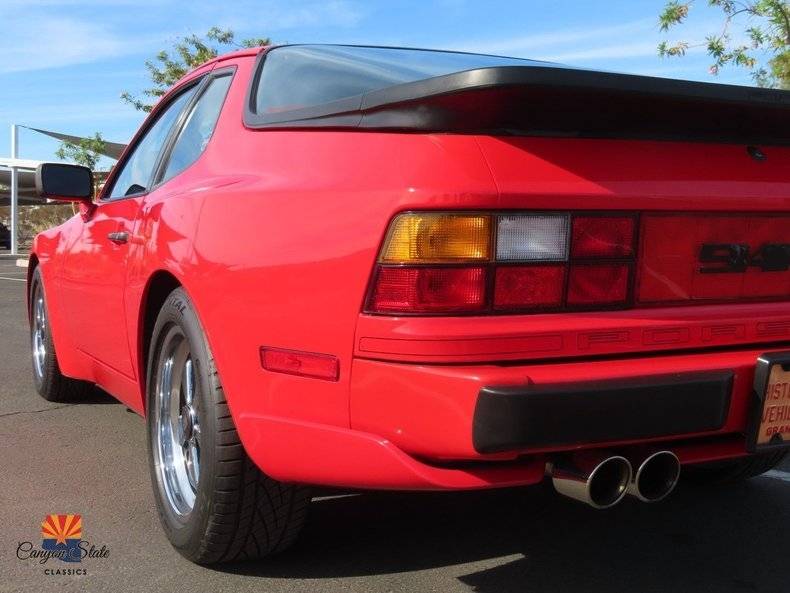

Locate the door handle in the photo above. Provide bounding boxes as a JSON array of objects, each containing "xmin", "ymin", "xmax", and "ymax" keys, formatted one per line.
[{"xmin": 107, "ymin": 231, "xmax": 129, "ymax": 244}]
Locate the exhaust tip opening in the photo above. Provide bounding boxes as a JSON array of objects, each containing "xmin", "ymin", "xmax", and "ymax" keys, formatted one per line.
[
  {"xmin": 588, "ymin": 456, "xmax": 631, "ymax": 509},
  {"xmin": 634, "ymin": 451, "xmax": 680, "ymax": 503}
]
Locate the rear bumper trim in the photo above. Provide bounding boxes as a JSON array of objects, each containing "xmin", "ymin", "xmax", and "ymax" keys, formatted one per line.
[{"xmin": 473, "ymin": 371, "xmax": 734, "ymax": 453}]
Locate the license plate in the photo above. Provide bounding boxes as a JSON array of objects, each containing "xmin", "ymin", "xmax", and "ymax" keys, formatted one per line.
[{"xmin": 749, "ymin": 352, "xmax": 790, "ymax": 451}]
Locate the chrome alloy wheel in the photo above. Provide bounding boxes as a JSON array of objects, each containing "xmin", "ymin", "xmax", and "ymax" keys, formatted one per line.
[
  {"xmin": 154, "ymin": 329, "xmax": 201, "ymax": 516},
  {"xmin": 32, "ymin": 289, "xmax": 47, "ymax": 381}
]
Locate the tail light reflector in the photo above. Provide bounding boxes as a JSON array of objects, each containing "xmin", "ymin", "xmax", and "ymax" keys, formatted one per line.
[
  {"xmin": 494, "ymin": 265, "xmax": 565, "ymax": 310},
  {"xmin": 639, "ymin": 213, "xmax": 790, "ymax": 304},
  {"xmin": 368, "ymin": 266, "xmax": 487, "ymax": 313},
  {"xmin": 260, "ymin": 347, "xmax": 339, "ymax": 381},
  {"xmin": 571, "ymin": 216, "xmax": 635, "ymax": 258},
  {"xmin": 567, "ymin": 263, "xmax": 630, "ymax": 306}
]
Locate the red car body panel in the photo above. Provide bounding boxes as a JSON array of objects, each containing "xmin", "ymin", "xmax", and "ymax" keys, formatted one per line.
[{"xmin": 29, "ymin": 47, "xmax": 790, "ymax": 490}]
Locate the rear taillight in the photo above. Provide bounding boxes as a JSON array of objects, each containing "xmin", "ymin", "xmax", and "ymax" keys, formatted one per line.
[
  {"xmin": 493, "ymin": 265, "xmax": 565, "ymax": 309},
  {"xmin": 369, "ymin": 266, "xmax": 487, "ymax": 313},
  {"xmin": 571, "ymin": 216, "xmax": 635, "ymax": 258},
  {"xmin": 365, "ymin": 212, "xmax": 636, "ymax": 315}
]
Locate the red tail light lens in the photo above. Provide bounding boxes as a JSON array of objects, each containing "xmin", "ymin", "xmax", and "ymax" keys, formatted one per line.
[
  {"xmin": 567, "ymin": 263, "xmax": 630, "ymax": 306},
  {"xmin": 367, "ymin": 211, "xmax": 790, "ymax": 315},
  {"xmin": 494, "ymin": 265, "xmax": 565, "ymax": 310},
  {"xmin": 571, "ymin": 216, "xmax": 635, "ymax": 258},
  {"xmin": 368, "ymin": 266, "xmax": 486, "ymax": 313},
  {"xmin": 638, "ymin": 213, "xmax": 790, "ymax": 304}
]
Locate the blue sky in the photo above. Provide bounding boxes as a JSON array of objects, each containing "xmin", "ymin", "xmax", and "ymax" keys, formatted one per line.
[{"xmin": 0, "ymin": 0, "xmax": 768, "ymax": 165}]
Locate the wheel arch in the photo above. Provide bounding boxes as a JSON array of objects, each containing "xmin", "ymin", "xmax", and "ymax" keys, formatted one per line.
[
  {"xmin": 26, "ymin": 253, "xmax": 40, "ymax": 321},
  {"xmin": 137, "ymin": 270, "xmax": 183, "ymax": 413}
]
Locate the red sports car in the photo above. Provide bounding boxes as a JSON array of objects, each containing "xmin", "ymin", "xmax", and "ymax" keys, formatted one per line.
[{"xmin": 29, "ymin": 44, "xmax": 790, "ymax": 563}]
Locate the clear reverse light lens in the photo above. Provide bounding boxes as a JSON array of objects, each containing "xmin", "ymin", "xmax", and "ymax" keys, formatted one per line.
[{"xmin": 496, "ymin": 214, "xmax": 569, "ymax": 261}]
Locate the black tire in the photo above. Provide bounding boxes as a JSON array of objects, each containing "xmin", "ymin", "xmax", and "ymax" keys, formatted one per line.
[
  {"xmin": 29, "ymin": 267, "xmax": 93, "ymax": 402},
  {"xmin": 146, "ymin": 287, "xmax": 310, "ymax": 564},
  {"xmin": 684, "ymin": 449, "xmax": 788, "ymax": 484}
]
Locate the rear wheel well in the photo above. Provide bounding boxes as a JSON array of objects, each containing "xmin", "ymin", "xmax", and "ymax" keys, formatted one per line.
[
  {"xmin": 26, "ymin": 255, "xmax": 39, "ymax": 319},
  {"xmin": 140, "ymin": 271, "xmax": 181, "ymax": 408}
]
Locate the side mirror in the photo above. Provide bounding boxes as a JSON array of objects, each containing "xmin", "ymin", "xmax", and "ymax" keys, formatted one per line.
[{"xmin": 35, "ymin": 163, "xmax": 94, "ymax": 202}]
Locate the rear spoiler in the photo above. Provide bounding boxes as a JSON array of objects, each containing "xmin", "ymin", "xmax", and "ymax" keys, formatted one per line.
[{"xmin": 244, "ymin": 65, "xmax": 790, "ymax": 145}]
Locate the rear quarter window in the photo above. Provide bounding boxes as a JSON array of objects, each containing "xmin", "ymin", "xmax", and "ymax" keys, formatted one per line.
[{"xmin": 159, "ymin": 73, "xmax": 233, "ymax": 183}]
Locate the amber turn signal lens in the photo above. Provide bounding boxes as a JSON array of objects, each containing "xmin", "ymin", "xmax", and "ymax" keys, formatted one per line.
[{"xmin": 379, "ymin": 213, "xmax": 492, "ymax": 263}]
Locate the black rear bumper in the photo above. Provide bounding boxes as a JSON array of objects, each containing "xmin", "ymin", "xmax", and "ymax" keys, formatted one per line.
[{"xmin": 472, "ymin": 371, "xmax": 733, "ymax": 454}]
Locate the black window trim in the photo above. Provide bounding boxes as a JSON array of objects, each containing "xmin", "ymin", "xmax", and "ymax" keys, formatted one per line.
[
  {"xmin": 150, "ymin": 65, "xmax": 237, "ymax": 190},
  {"xmin": 244, "ymin": 45, "xmax": 275, "ymax": 121},
  {"xmin": 100, "ymin": 77, "xmax": 206, "ymax": 202},
  {"xmin": 100, "ymin": 65, "xmax": 236, "ymax": 203}
]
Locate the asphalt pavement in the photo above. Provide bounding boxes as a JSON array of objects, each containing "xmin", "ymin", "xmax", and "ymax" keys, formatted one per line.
[{"xmin": 2, "ymin": 258, "xmax": 789, "ymax": 593}]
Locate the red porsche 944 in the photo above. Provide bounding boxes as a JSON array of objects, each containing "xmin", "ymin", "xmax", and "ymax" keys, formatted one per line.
[{"xmin": 28, "ymin": 44, "xmax": 790, "ymax": 563}]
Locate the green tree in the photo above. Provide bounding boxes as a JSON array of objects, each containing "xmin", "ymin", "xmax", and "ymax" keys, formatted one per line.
[
  {"xmin": 121, "ymin": 27, "xmax": 270, "ymax": 112},
  {"xmin": 658, "ymin": 1, "xmax": 790, "ymax": 88},
  {"xmin": 54, "ymin": 132, "xmax": 107, "ymax": 170},
  {"xmin": 55, "ymin": 28, "xmax": 269, "ymax": 174}
]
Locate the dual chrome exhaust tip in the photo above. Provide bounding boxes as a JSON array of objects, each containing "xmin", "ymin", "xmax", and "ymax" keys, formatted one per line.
[
  {"xmin": 627, "ymin": 450, "xmax": 681, "ymax": 504},
  {"xmin": 549, "ymin": 451, "xmax": 632, "ymax": 509},
  {"xmin": 549, "ymin": 450, "xmax": 680, "ymax": 509}
]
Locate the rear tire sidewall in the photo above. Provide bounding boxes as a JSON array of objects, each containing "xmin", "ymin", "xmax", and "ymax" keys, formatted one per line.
[
  {"xmin": 146, "ymin": 288, "xmax": 220, "ymax": 557},
  {"xmin": 30, "ymin": 268, "xmax": 56, "ymax": 398}
]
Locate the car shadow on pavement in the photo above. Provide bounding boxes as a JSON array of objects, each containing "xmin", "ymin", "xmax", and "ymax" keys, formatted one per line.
[
  {"xmin": 221, "ymin": 477, "xmax": 787, "ymax": 592},
  {"xmin": 79, "ymin": 386, "xmax": 123, "ymax": 405}
]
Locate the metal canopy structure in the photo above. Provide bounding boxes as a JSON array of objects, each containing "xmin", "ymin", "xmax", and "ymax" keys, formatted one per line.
[
  {"xmin": 0, "ymin": 159, "xmax": 44, "ymax": 205},
  {"xmin": 22, "ymin": 126, "xmax": 128, "ymax": 160},
  {"xmin": 0, "ymin": 124, "xmax": 126, "ymax": 255}
]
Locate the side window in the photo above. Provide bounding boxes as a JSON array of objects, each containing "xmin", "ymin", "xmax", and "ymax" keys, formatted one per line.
[
  {"xmin": 159, "ymin": 74, "xmax": 233, "ymax": 183},
  {"xmin": 106, "ymin": 86, "xmax": 198, "ymax": 199}
]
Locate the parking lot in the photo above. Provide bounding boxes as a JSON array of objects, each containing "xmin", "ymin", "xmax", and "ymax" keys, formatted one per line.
[{"xmin": 1, "ymin": 256, "xmax": 789, "ymax": 593}]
